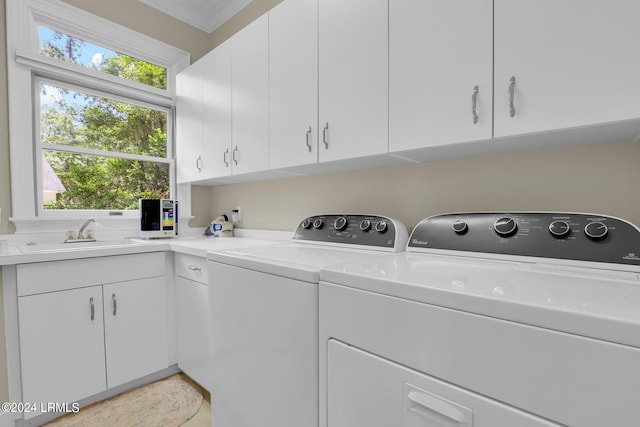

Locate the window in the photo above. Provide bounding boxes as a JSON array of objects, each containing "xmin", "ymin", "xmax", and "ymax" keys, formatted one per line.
[
  {"xmin": 38, "ymin": 79, "xmax": 171, "ymax": 210},
  {"xmin": 39, "ymin": 26, "xmax": 168, "ymax": 90},
  {"xmin": 6, "ymin": 0, "xmax": 190, "ymax": 229}
]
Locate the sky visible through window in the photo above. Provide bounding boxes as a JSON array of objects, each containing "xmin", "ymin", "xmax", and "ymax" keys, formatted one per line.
[
  {"xmin": 39, "ymin": 26, "xmax": 167, "ymax": 90},
  {"xmin": 40, "ymin": 26, "xmax": 117, "ymax": 70}
]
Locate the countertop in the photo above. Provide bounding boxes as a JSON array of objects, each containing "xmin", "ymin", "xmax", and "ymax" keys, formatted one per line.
[{"xmin": 0, "ymin": 233, "xmax": 289, "ymax": 266}]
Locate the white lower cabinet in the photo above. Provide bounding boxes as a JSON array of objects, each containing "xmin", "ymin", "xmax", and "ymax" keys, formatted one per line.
[
  {"xmin": 18, "ymin": 286, "xmax": 107, "ymax": 410},
  {"xmin": 16, "ymin": 253, "xmax": 168, "ymax": 419},
  {"xmin": 174, "ymin": 253, "xmax": 210, "ymax": 390},
  {"xmin": 103, "ymin": 277, "xmax": 169, "ymax": 389},
  {"xmin": 328, "ymin": 340, "xmax": 560, "ymax": 427}
]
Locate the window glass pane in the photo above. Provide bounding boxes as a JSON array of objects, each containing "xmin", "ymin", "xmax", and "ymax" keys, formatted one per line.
[
  {"xmin": 43, "ymin": 151, "xmax": 170, "ymax": 210},
  {"xmin": 40, "ymin": 82, "xmax": 167, "ymax": 157},
  {"xmin": 39, "ymin": 26, "xmax": 167, "ymax": 90}
]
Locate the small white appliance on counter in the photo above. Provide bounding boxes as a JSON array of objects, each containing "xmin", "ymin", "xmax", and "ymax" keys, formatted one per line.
[
  {"xmin": 319, "ymin": 212, "xmax": 640, "ymax": 427},
  {"xmin": 139, "ymin": 199, "xmax": 177, "ymax": 239},
  {"xmin": 207, "ymin": 214, "xmax": 408, "ymax": 427}
]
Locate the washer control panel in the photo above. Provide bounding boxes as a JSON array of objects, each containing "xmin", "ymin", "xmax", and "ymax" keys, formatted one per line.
[
  {"xmin": 293, "ymin": 214, "xmax": 406, "ymax": 250},
  {"xmin": 409, "ymin": 212, "xmax": 640, "ymax": 266}
]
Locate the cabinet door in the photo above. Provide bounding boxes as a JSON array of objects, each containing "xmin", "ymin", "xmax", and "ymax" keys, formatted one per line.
[
  {"xmin": 201, "ymin": 41, "xmax": 233, "ymax": 179},
  {"xmin": 389, "ymin": 0, "xmax": 493, "ymax": 152},
  {"xmin": 176, "ymin": 60, "xmax": 204, "ymax": 183},
  {"xmin": 103, "ymin": 277, "xmax": 169, "ymax": 388},
  {"xmin": 231, "ymin": 14, "xmax": 269, "ymax": 175},
  {"xmin": 176, "ymin": 276, "xmax": 210, "ymax": 390},
  {"xmin": 269, "ymin": 0, "xmax": 318, "ymax": 169},
  {"xmin": 19, "ymin": 287, "xmax": 106, "ymax": 415},
  {"xmin": 318, "ymin": 0, "xmax": 388, "ymax": 162},
  {"xmin": 494, "ymin": 0, "xmax": 640, "ymax": 137}
]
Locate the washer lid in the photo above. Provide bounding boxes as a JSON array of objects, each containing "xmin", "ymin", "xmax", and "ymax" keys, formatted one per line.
[
  {"xmin": 208, "ymin": 242, "xmax": 390, "ymax": 283},
  {"xmin": 320, "ymin": 252, "xmax": 640, "ymax": 348}
]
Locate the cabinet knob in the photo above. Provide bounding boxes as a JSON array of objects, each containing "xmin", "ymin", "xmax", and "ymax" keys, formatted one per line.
[
  {"xmin": 508, "ymin": 76, "xmax": 516, "ymax": 118},
  {"xmin": 112, "ymin": 293, "xmax": 117, "ymax": 316},
  {"xmin": 196, "ymin": 155, "xmax": 202, "ymax": 172},
  {"xmin": 471, "ymin": 85, "xmax": 479, "ymax": 124},
  {"xmin": 223, "ymin": 149, "xmax": 230, "ymax": 167},
  {"xmin": 89, "ymin": 297, "xmax": 95, "ymax": 321},
  {"xmin": 306, "ymin": 126, "xmax": 312, "ymax": 152},
  {"xmin": 322, "ymin": 123, "xmax": 329, "ymax": 149},
  {"xmin": 232, "ymin": 146, "xmax": 239, "ymax": 166}
]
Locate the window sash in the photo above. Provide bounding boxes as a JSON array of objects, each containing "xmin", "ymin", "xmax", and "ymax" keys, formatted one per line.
[
  {"xmin": 17, "ymin": 49, "xmax": 174, "ymax": 108},
  {"xmin": 34, "ymin": 74, "xmax": 174, "ymax": 215}
]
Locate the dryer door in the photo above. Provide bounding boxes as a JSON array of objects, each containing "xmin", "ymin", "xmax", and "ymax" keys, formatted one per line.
[{"xmin": 327, "ymin": 339, "xmax": 560, "ymax": 427}]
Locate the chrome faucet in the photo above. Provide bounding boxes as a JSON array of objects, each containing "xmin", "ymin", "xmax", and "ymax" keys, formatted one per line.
[{"xmin": 65, "ymin": 218, "xmax": 97, "ymax": 243}]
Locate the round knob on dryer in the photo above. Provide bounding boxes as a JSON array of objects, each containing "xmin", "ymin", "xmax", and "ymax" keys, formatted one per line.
[
  {"xmin": 375, "ymin": 220, "xmax": 388, "ymax": 233},
  {"xmin": 452, "ymin": 220, "xmax": 468, "ymax": 235},
  {"xmin": 360, "ymin": 219, "xmax": 372, "ymax": 231},
  {"xmin": 334, "ymin": 216, "xmax": 348, "ymax": 231},
  {"xmin": 549, "ymin": 220, "xmax": 571, "ymax": 238},
  {"xmin": 493, "ymin": 217, "xmax": 518, "ymax": 237},
  {"xmin": 312, "ymin": 218, "xmax": 324, "ymax": 229},
  {"xmin": 301, "ymin": 219, "xmax": 312, "ymax": 229},
  {"xmin": 584, "ymin": 221, "xmax": 608, "ymax": 241}
]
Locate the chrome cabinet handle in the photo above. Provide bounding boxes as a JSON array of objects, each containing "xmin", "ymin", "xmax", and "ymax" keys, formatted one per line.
[
  {"xmin": 196, "ymin": 155, "xmax": 202, "ymax": 172},
  {"xmin": 90, "ymin": 297, "xmax": 95, "ymax": 321},
  {"xmin": 305, "ymin": 126, "xmax": 312, "ymax": 152},
  {"xmin": 508, "ymin": 76, "xmax": 516, "ymax": 118},
  {"xmin": 223, "ymin": 149, "xmax": 229, "ymax": 167},
  {"xmin": 322, "ymin": 123, "xmax": 329, "ymax": 149},
  {"xmin": 188, "ymin": 265, "xmax": 202, "ymax": 272},
  {"xmin": 232, "ymin": 146, "xmax": 239, "ymax": 166},
  {"xmin": 112, "ymin": 293, "xmax": 117, "ymax": 316},
  {"xmin": 471, "ymin": 85, "xmax": 479, "ymax": 124}
]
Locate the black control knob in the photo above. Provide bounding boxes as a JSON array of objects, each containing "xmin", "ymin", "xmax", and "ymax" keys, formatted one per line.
[
  {"xmin": 312, "ymin": 218, "xmax": 324, "ymax": 229},
  {"xmin": 549, "ymin": 220, "xmax": 571, "ymax": 238},
  {"xmin": 584, "ymin": 221, "xmax": 608, "ymax": 241},
  {"xmin": 334, "ymin": 216, "xmax": 348, "ymax": 231},
  {"xmin": 375, "ymin": 220, "xmax": 388, "ymax": 233},
  {"xmin": 493, "ymin": 217, "xmax": 518, "ymax": 237},
  {"xmin": 301, "ymin": 219, "xmax": 312, "ymax": 229},
  {"xmin": 360, "ymin": 219, "xmax": 372, "ymax": 231},
  {"xmin": 452, "ymin": 220, "xmax": 468, "ymax": 234}
]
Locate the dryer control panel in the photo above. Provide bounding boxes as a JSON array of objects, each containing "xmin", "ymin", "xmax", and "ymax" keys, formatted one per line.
[
  {"xmin": 293, "ymin": 214, "xmax": 407, "ymax": 251},
  {"xmin": 409, "ymin": 212, "xmax": 640, "ymax": 266}
]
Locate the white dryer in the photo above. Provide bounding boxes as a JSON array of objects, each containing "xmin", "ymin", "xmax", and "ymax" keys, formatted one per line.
[
  {"xmin": 207, "ymin": 214, "xmax": 408, "ymax": 427},
  {"xmin": 319, "ymin": 212, "xmax": 640, "ymax": 427}
]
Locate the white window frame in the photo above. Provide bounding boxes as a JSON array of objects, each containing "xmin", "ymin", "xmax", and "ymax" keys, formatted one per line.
[{"xmin": 6, "ymin": 0, "xmax": 190, "ymax": 233}]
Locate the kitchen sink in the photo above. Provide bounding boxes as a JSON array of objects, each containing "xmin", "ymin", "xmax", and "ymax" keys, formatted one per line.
[{"xmin": 18, "ymin": 239, "xmax": 153, "ymax": 254}]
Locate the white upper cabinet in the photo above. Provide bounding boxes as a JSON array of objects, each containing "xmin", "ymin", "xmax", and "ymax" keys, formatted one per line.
[
  {"xmin": 269, "ymin": 0, "xmax": 318, "ymax": 170},
  {"xmin": 494, "ymin": 0, "xmax": 640, "ymax": 137},
  {"xmin": 318, "ymin": 0, "xmax": 389, "ymax": 162},
  {"xmin": 231, "ymin": 14, "xmax": 269, "ymax": 175},
  {"xmin": 176, "ymin": 42, "xmax": 232, "ymax": 183},
  {"xmin": 389, "ymin": 0, "xmax": 493, "ymax": 152},
  {"xmin": 202, "ymin": 41, "xmax": 232, "ymax": 179},
  {"xmin": 176, "ymin": 60, "xmax": 204, "ymax": 184}
]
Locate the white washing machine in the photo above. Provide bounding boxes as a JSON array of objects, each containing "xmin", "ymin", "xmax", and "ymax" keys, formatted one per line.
[
  {"xmin": 207, "ymin": 214, "xmax": 408, "ymax": 427},
  {"xmin": 319, "ymin": 212, "xmax": 640, "ymax": 427}
]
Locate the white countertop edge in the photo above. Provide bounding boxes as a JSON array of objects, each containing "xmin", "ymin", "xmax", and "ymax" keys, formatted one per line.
[{"xmin": 0, "ymin": 228, "xmax": 292, "ymax": 265}]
